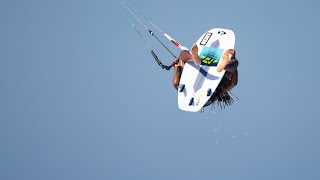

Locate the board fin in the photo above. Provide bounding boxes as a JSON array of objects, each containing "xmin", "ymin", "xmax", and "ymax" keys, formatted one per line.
[
  {"xmin": 189, "ymin": 98, "xmax": 194, "ymax": 106},
  {"xmin": 207, "ymin": 88, "xmax": 212, "ymax": 96},
  {"xmin": 178, "ymin": 84, "xmax": 185, "ymax": 92}
]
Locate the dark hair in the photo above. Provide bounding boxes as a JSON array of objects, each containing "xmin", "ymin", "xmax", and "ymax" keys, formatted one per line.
[{"xmin": 202, "ymin": 76, "xmax": 235, "ymax": 110}]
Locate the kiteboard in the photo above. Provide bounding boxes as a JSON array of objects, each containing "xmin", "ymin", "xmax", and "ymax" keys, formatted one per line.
[{"xmin": 178, "ymin": 28, "xmax": 235, "ymax": 112}]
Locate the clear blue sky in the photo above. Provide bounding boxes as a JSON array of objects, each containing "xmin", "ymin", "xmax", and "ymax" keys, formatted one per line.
[{"xmin": 1, "ymin": 0, "xmax": 320, "ymax": 180}]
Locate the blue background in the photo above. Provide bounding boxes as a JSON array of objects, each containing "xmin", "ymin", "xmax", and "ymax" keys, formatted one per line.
[{"xmin": 1, "ymin": 0, "xmax": 320, "ymax": 179}]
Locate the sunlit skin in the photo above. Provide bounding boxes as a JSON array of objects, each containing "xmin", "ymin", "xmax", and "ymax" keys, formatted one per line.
[{"xmin": 217, "ymin": 49, "xmax": 235, "ymax": 72}]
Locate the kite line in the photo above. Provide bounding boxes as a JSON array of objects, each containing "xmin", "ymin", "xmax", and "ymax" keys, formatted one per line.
[{"xmin": 120, "ymin": 0, "xmax": 187, "ymax": 70}]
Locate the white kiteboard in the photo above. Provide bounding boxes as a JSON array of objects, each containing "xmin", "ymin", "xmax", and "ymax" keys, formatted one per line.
[{"xmin": 178, "ymin": 28, "xmax": 235, "ymax": 112}]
